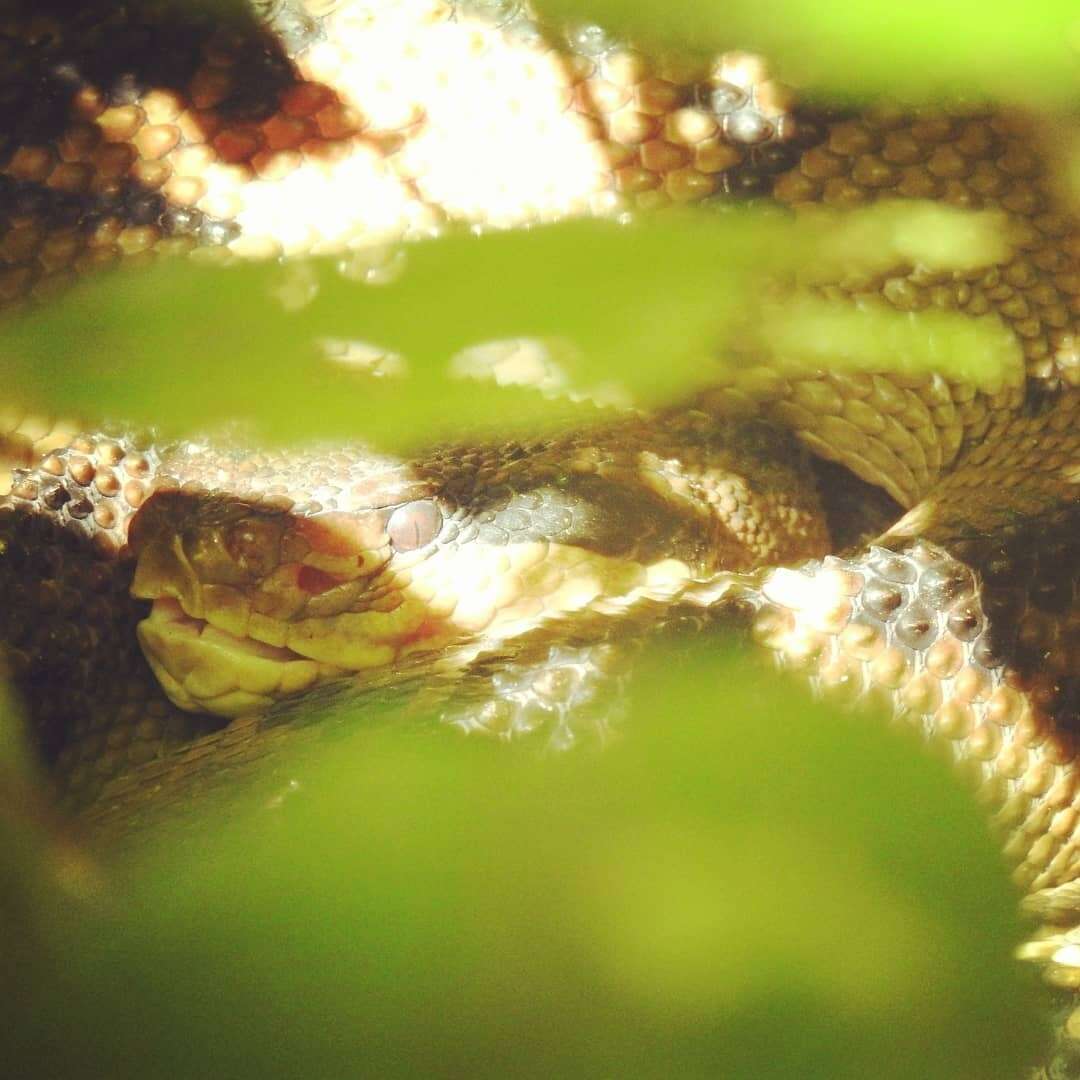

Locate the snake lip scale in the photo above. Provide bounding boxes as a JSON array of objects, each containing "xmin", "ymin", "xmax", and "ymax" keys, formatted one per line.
[{"xmin": 1, "ymin": 1, "xmax": 1080, "ymax": 1071}]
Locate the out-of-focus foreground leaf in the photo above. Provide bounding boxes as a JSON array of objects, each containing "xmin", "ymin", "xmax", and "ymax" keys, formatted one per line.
[
  {"xmin": 2, "ymin": 205, "xmax": 1018, "ymax": 449},
  {"xmin": 0, "ymin": 683, "xmax": 102, "ymax": 996},
  {"xmin": 535, "ymin": 0, "xmax": 1080, "ymax": 103},
  {"xmin": 7, "ymin": 645, "xmax": 1042, "ymax": 1079}
]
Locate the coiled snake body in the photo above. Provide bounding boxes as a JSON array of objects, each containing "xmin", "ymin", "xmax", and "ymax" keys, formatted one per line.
[{"xmin": 1, "ymin": 1, "xmax": 1080, "ymax": 1072}]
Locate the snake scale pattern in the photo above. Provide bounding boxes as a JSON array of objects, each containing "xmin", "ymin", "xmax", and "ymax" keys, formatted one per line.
[{"xmin": 1, "ymin": 1, "xmax": 1079, "ymax": 1073}]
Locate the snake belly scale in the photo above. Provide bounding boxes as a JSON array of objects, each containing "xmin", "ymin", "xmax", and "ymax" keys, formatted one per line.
[{"xmin": 1, "ymin": 1, "xmax": 1080, "ymax": 1071}]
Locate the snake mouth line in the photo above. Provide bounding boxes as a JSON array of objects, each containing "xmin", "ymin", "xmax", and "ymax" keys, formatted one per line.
[
  {"xmin": 134, "ymin": 545, "xmax": 712, "ymax": 719},
  {"xmin": 137, "ymin": 597, "xmax": 351, "ymax": 718}
]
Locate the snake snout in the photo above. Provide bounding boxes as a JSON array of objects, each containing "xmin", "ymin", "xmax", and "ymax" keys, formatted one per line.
[
  {"xmin": 129, "ymin": 490, "xmax": 215, "ymax": 617},
  {"xmin": 127, "ymin": 489, "xmax": 465, "ymax": 717}
]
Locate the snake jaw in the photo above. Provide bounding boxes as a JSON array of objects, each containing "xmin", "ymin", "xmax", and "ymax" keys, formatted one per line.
[
  {"xmin": 136, "ymin": 598, "xmax": 346, "ymax": 717},
  {"xmin": 128, "ymin": 490, "xmax": 436, "ymax": 715}
]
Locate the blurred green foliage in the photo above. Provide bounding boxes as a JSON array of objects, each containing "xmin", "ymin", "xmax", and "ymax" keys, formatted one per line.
[
  {"xmin": 535, "ymin": 0, "xmax": 1080, "ymax": 103},
  {"xmin": 7, "ymin": 650, "xmax": 1043, "ymax": 1078},
  {"xmin": 2, "ymin": 205, "xmax": 1018, "ymax": 448}
]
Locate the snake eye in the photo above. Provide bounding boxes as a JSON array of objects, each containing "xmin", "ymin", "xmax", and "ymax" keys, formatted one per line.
[{"xmin": 386, "ymin": 500, "xmax": 442, "ymax": 552}]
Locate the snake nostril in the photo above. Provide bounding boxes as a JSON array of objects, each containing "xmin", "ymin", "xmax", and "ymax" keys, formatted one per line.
[{"xmin": 387, "ymin": 500, "xmax": 443, "ymax": 552}]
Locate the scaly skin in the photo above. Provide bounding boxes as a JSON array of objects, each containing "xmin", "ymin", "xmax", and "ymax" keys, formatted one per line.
[{"xmin": 1, "ymin": 1, "xmax": 1080, "ymax": 1073}]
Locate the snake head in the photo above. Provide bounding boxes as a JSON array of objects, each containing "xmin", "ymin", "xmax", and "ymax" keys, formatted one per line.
[{"xmin": 129, "ymin": 485, "xmax": 457, "ymax": 716}]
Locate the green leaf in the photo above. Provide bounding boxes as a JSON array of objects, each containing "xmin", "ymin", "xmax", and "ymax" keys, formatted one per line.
[
  {"xmin": 8, "ymin": 646, "xmax": 1043, "ymax": 1079},
  {"xmin": 1, "ymin": 205, "xmax": 1016, "ymax": 449}
]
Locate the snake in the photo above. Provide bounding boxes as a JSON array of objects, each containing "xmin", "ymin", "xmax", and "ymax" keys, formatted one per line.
[{"xmin": 1, "ymin": 0, "xmax": 1079, "ymax": 1072}]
